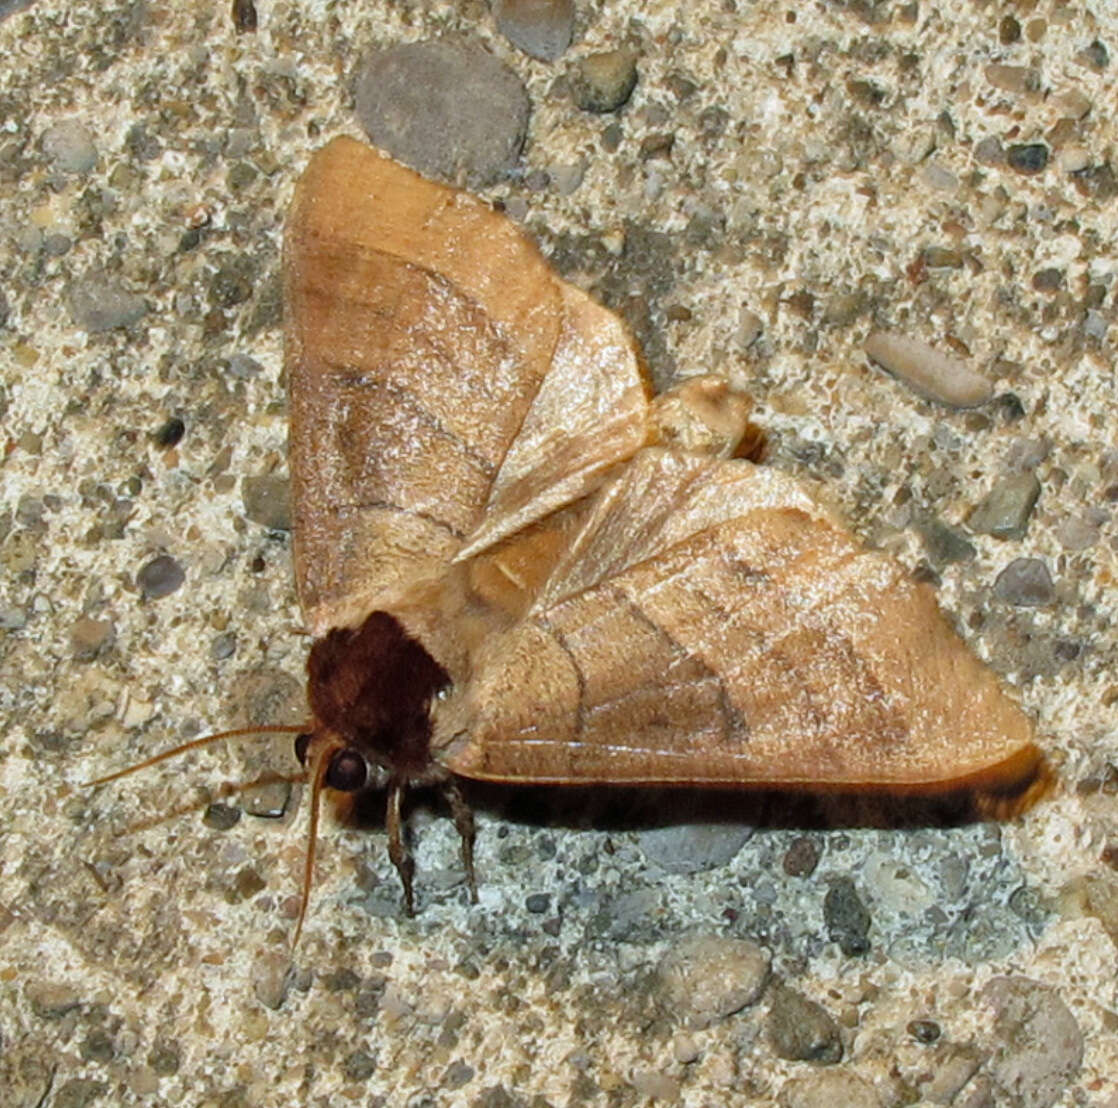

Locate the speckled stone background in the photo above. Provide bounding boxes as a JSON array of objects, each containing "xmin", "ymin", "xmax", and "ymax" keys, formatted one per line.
[{"xmin": 1, "ymin": 1, "xmax": 1116, "ymax": 1106}]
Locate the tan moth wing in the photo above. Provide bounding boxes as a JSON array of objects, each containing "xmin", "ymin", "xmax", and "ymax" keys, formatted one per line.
[
  {"xmin": 438, "ymin": 447, "xmax": 1042, "ymax": 796},
  {"xmin": 285, "ymin": 137, "xmax": 648, "ymax": 642},
  {"xmin": 282, "ymin": 136, "xmax": 1042, "ymax": 924}
]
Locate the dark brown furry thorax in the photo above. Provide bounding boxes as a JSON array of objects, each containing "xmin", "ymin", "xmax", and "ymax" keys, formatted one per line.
[{"xmin": 306, "ymin": 611, "xmax": 451, "ymax": 778}]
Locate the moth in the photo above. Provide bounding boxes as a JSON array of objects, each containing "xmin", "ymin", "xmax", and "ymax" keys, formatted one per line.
[{"xmin": 96, "ymin": 136, "xmax": 1045, "ymax": 938}]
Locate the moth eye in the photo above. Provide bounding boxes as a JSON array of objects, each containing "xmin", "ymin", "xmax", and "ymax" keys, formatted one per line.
[
  {"xmin": 326, "ymin": 749, "xmax": 368, "ymax": 792},
  {"xmin": 294, "ymin": 733, "xmax": 312, "ymax": 766}
]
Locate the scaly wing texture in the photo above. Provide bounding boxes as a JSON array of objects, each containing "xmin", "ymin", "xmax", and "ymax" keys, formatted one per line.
[
  {"xmin": 286, "ymin": 137, "xmax": 648, "ymax": 634},
  {"xmin": 442, "ymin": 448, "xmax": 1040, "ymax": 792}
]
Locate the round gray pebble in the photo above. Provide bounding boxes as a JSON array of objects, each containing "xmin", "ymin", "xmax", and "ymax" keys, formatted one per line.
[
  {"xmin": 67, "ymin": 269, "xmax": 148, "ymax": 332},
  {"xmin": 993, "ymin": 558, "xmax": 1055, "ymax": 606},
  {"xmin": 41, "ymin": 118, "xmax": 98, "ymax": 173},
  {"xmin": 494, "ymin": 0, "xmax": 574, "ymax": 62},
  {"xmin": 354, "ymin": 38, "xmax": 530, "ymax": 187},
  {"xmin": 137, "ymin": 554, "xmax": 185, "ymax": 599}
]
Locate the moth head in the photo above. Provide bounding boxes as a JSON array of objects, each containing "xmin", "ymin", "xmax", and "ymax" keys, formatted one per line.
[{"xmin": 293, "ymin": 730, "xmax": 391, "ymax": 793}]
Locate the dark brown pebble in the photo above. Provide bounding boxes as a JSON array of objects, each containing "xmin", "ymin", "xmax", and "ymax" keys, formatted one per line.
[
  {"xmin": 783, "ymin": 837, "xmax": 820, "ymax": 877},
  {"xmin": 137, "ymin": 554, "xmax": 185, "ymax": 599},
  {"xmin": 767, "ymin": 983, "xmax": 843, "ymax": 1063},
  {"xmin": 908, "ymin": 1018, "xmax": 941, "ymax": 1043},
  {"xmin": 153, "ymin": 416, "xmax": 185, "ymax": 448},
  {"xmin": 999, "ymin": 14, "xmax": 1021, "ymax": 43},
  {"xmin": 232, "ymin": 0, "xmax": 257, "ymax": 33}
]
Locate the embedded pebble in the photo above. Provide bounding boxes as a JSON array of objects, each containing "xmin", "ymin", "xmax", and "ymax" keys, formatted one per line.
[
  {"xmin": 824, "ymin": 878, "xmax": 871, "ymax": 955},
  {"xmin": 779, "ymin": 1069, "xmax": 882, "ymax": 1108},
  {"xmin": 570, "ymin": 49, "xmax": 639, "ymax": 113},
  {"xmin": 69, "ymin": 615, "xmax": 114, "ymax": 659},
  {"xmin": 44, "ymin": 234, "xmax": 70, "ymax": 258},
  {"xmin": 252, "ymin": 951, "xmax": 294, "ymax": 1010},
  {"xmin": 242, "ymin": 474, "xmax": 292, "ymax": 531},
  {"xmin": 993, "ymin": 558, "xmax": 1055, "ymax": 606},
  {"xmin": 985, "ymin": 64, "xmax": 1040, "ymax": 95},
  {"xmin": 51, "ymin": 1078, "xmax": 108, "ymax": 1107},
  {"xmin": 1057, "ymin": 509, "xmax": 1106, "ymax": 550},
  {"xmin": 766, "ymin": 983, "xmax": 843, "ymax": 1063},
  {"xmin": 920, "ymin": 161, "xmax": 958, "ymax": 190},
  {"xmin": 983, "ymin": 977, "xmax": 1083, "ymax": 1108},
  {"xmin": 494, "ymin": 0, "xmax": 574, "ymax": 62},
  {"xmin": 782, "ymin": 836, "xmax": 820, "ymax": 877},
  {"xmin": 968, "ymin": 473, "xmax": 1041, "ymax": 540},
  {"xmin": 26, "ymin": 980, "xmax": 82, "ymax": 1019},
  {"xmin": 41, "ymin": 118, "xmax": 98, "ymax": 173},
  {"xmin": 202, "ymin": 802, "xmax": 241, "ymax": 830},
  {"xmin": 1005, "ymin": 437, "xmax": 1049, "ymax": 471},
  {"xmin": 1083, "ymin": 308, "xmax": 1108, "ymax": 341},
  {"xmin": 549, "ymin": 160, "xmax": 584, "ymax": 195},
  {"xmin": 864, "ymin": 332, "xmax": 993, "ymax": 408},
  {"xmin": 637, "ymin": 821, "xmax": 753, "ymax": 875},
  {"xmin": 907, "ymin": 1018, "xmax": 941, "ymax": 1043},
  {"xmin": 915, "ymin": 514, "xmax": 976, "ymax": 565},
  {"xmin": 672, "ymin": 1032, "xmax": 700, "ymax": 1064},
  {"xmin": 1007, "ymin": 143, "xmax": 1049, "ymax": 174},
  {"xmin": 974, "ymin": 136, "xmax": 1005, "ymax": 165},
  {"xmin": 242, "ymin": 780, "xmax": 292, "ymax": 819},
  {"xmin": 153, "ymin": 416, "xmax": 185, "ymax": 448},
  {"xmin": 136, "ymin": 554, "xmax": 185, "ymax": 599},
  {"xmin": 1058, "ymin": 145, "xmax": 1091, "ymax": 173},
  {"xmin": 657, "ymin": 935, "xmax": 770, "ymax": 1028},
  {"xmin": 920, "ymin": 1042, "xmax": 983, "ymax": 1103},
  {"xmin": 66, "ymin": 269, "xmax": 148, "ymax": 332},
  {"xmin": 354, "ymin": 39, "xmax": 530, "ymax": 187},
  {"xmin": 210, "ymin": 631, "xmax": 237, "ymax": 660}
]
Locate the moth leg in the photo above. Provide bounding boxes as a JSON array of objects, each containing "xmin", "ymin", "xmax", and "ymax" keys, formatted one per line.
[
  {"xmin": 443, "ymin": 779, "xmax": 478, "ymax": 903},
  {"xmin": 386, "ymin": 781, "xmax": 415, "ymax": 916}
]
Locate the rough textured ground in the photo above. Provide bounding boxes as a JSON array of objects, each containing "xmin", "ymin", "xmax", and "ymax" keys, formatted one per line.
[{"xmin": 1, "ymin": 1, "xmax": 1116, "ymax": 1106}]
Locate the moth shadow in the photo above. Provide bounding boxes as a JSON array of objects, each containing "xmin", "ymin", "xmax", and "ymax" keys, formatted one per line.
[{"xmin": 344, "ymin": 780, "xmax": 1008, "ymax": 837}]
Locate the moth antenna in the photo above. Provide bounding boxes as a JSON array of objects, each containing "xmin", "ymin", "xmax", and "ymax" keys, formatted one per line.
[
  {"xmin": 86, "ymin": 725, "xmax": 309, "ymax": 787},
  {"xmin": 291, "ymin": 738, "xmax": 339, "ymax": 950}
]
